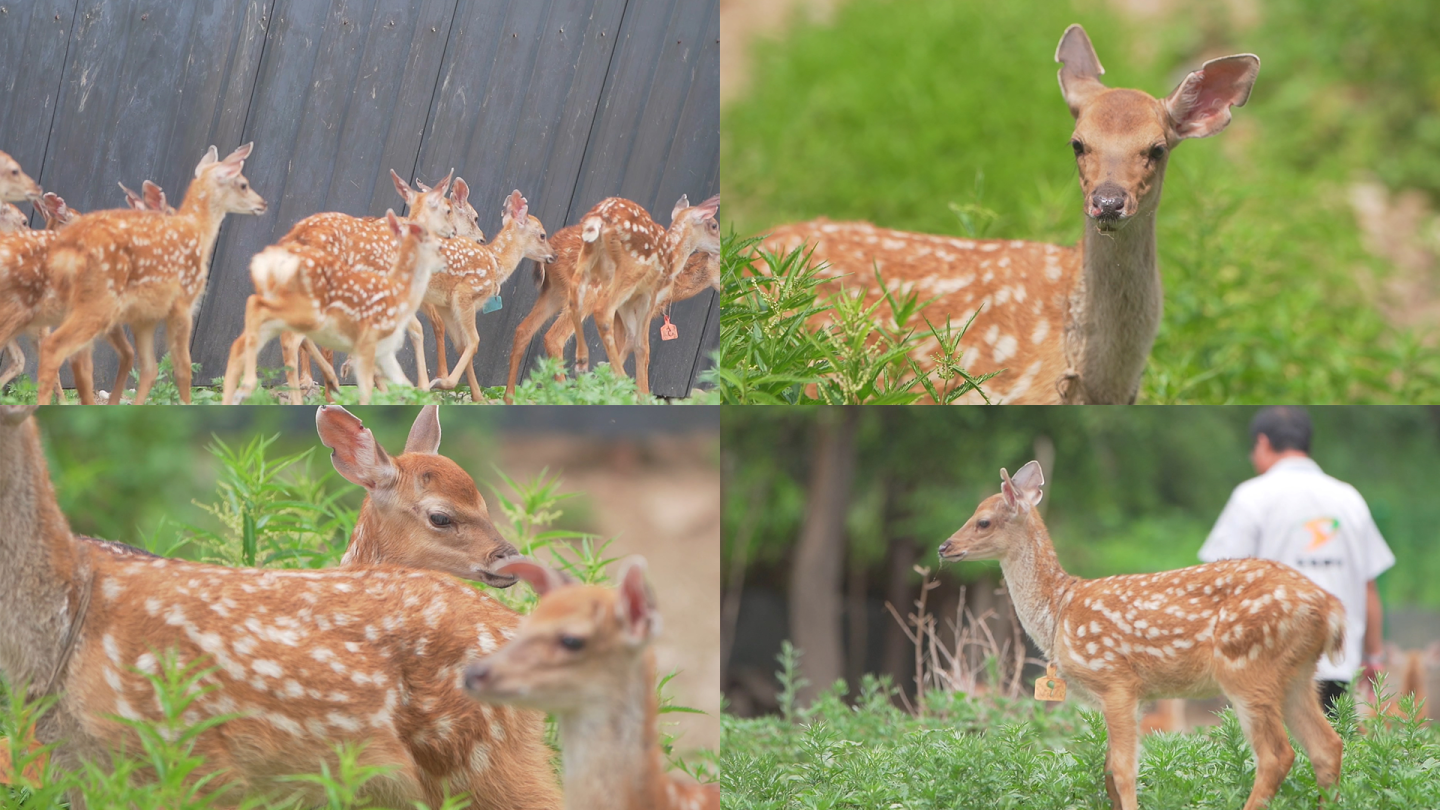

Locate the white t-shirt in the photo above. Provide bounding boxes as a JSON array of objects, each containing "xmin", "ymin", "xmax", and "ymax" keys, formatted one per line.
[{"xmin": 1199, "ymin": 456, "xmax": 1395, "ymax": 681}]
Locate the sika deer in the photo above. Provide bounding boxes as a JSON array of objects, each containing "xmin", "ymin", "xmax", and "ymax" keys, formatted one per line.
[
  {"xmin": 418, "ymin": 190, "xmax": 555, "ymax": 398},
  {"xmin": 0, "ymin": 406, "xmax": 563, "ymax": 808},
  {"xmin": 0, "ymin": 150, "xmax": 42, "ymax": 202},
  {"xmin": 464, "ymin": 558, "xmax": 720, "ymax": 810},
  {"xmin": 563, "ymin": 195, "xmax": 720, "ymax": 395},
  {"xmin": 0, "ymin": 195, "xmax": 134, "ymax": 399},
  {"xmin": 939, "ymin": 461, "xmax": 1343, "ymax": 810},
  {"xmin": 505, "ymin": 225, "xmax": 719, "ymax": 403},
  {"xmin": 761, "ymin": 25, "xmax": 1259, "ymax": 403},
  {"xmin": 0, "ymin": 202, "xmax": 27, "ymax": 232},
  {"xmin": 37, "ymin": 144, "xmax": 266, "ymax": 404},
  {"xmin": 222, "ymin": 211, "xmax": 441, "ymax": 405}
]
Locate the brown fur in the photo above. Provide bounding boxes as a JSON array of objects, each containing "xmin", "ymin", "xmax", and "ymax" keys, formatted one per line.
[
  {"xmin": 0, "ymin": 410, "xmax": 561, "ymax": 808},
  {"xmin": 465, "ymin": 559, "xmax": 718, "ymax": 810},
  {"xmin": 36, "ymin": 145, "xmax": 266, "ymax": 404},
  {"xmin": 756, "ymin": 25, "xmax": 1258, "ymax": 404},
  {"xmin": 0, "ymin": 150, "xmax": 42, "ymax": 202},
  {"xmin": 939, "ymin": 461, "xmax": 1342, "ymax": 810}
]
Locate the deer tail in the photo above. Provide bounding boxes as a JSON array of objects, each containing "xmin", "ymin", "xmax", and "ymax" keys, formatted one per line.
[
  {"xmin": 250, "ymin": 246, "xmax": 300, "ymax": 295},
  {"xmin": 580, "ymin": 215, "xmax": 603, "ymax": 243},
  {"xmin": 1323, "ymin": 597, "xmax": 1347, "ymax": 666}
]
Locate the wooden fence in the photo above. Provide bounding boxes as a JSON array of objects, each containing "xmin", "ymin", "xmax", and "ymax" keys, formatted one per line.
[{"xmin": 0, "ymin": 0, "xmax": 718, "ymax": 397}]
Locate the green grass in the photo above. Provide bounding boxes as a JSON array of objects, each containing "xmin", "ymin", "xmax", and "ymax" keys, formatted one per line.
[
  {"xmin": 722, "ymin": 0, "xmax": 1440, "ymax": 404},
  {"xmin": 0, "ymin": 355, "xmax": 711, "ymax": 405},
  {"xmin": 2, "ymin": 432, "xmax": 715, "ymax": 808},
  {"xmin": 722, "ymin": 644, "xmax": 1440, "ymax": 809}
]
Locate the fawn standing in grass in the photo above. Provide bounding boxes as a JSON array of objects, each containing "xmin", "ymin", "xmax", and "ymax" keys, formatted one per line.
[
  {"xmin": 465, "ymin": 557, "xmax": 720, "ymax": 810},
  {"xmin": 222, "ymin": 211, "xmax": 444, "ymax": 405},
  {"xmin": 939, "ymin": 461, "xmax": 1344, "ymax": 810},
  {"xmin": 37, "ymin": 144, "xmax": 266, "ymax": 404},
  {"xmin": 0, "ymin": 405, "xmax": 562, "ymax": 808},
  {"xmin": 761, "ymin": 25, "xmax": 1259, "ymax": 404},
  {"xmin": 0, "ymin": 150, "xmax": 42, "ymax": 202}
]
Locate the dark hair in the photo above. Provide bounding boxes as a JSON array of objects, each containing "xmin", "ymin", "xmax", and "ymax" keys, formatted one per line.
[{"xmin": 1249, "ymin": 406, "xmax": 1312, "ymax": 453}]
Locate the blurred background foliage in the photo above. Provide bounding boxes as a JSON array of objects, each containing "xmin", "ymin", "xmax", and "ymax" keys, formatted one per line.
[
  {"xmin": 723, "ymin": 406, "xmax": 1440, "ymax": 609},
  {"xmin": 722, "ymin": 0, "xmax": 1440, "ymax": 403}
]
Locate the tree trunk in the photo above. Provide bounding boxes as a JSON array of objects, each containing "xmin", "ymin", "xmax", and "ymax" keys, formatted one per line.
[{"xmin": 789, "ymin": 407, "xmax": 859, "ymax": 708}]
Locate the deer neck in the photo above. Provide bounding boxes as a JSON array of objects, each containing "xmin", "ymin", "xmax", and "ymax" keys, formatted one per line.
[
  {"xmin": 556, "ymin": 648, "xmax": 664, "ymax": 810},
  {"xmin": 485, "ymin": 222, "xmax": 531, "ymax": 278},
  {"xmin": 1065, "ymin": 192, "xmax": 1164, "ymax": 404},
  {"xmin": 0, "ymin": 419, "xmax": 83, "ymax": 690},
  {"xmin": 392, "ymin": 239, "xmax": 438, "ymax": 311},
  {"xmin": 176, "ymin": 181, "xmax": 230, "ymax": 269},
  {"xmin": 997, "ymin": 515, "xmax": 1074, "ymax": 660},
  {"xmin": 340, "ymin": 501, "xmax": 386, "ymax": 566}
]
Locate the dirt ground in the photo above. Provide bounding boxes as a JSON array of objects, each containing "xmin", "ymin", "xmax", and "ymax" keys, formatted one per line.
[{"xmin": 496, "ymin": 434, "xmax": 721, "ymax": 756}]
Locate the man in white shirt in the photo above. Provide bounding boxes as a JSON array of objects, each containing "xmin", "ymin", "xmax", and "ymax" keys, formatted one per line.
[{"xmin": 1199, "ymin": 406, "xmax": 1395, "ymax": 713}]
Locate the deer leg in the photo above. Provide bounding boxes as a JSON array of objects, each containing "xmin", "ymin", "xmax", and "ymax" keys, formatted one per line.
[
  {"xmin": 130, "ymin": 322, "xmax": 161, "ymax": 405},
  {"xmin": 633, "ymin": 316, "xmax": 652, "ymax": 396},
  {"xmin": 434, "ymin": 302, "xmax": 480, "ymax": 392},
  {"xmin": 0, "ymin": 340, "xmax": 23, "ymax": 387},
  {"xmin": 1282, "ymin": 672, "xmax": 1341, "ymax": 801},
  {"xmin": 566, "ymin": 283, "xmax": 591, "ymax": 375},
  {"xmin": 225, "ymin": 296, "xmax": 279, "ymax": 405},
  {"xmin": 424, "ymin": 302, "xmax": 448, "ymax": 381},
  {"xmin": 37, "ymin": 314, "xmax": 102, "ymax": 406},
  {"xmin": 408, "ymin": 315, "xmax": 429, "ymax": 392},
  {"xmin": 353, "ymin": 344, "xmax": 377, "ymax": 405},
  {"xmin": 506, "ymin": 285, "xmax": 566, "ymax": 403},
  {"xmin": 104, "ymin": 326, "xmax": 134, "ymax": 405},
  {"xmin": 594, "ymin": 303, "xmax": 625, "ymax": 379},
  {"xmin": 165, "ymin": 310, "xmax": 194, "ymax": 404},
  {"xmin": 69, "ymin": 345, "xmax": 96, "ymax": 405},
  {"xmin": 1100, "ymin": 690, "xmax": 1141, "ymax": 810},
  {"xmin": 280, "ymin": 331, "xmax": 305, "ymax": 405},
  {"xmin": 543, "ymin": 314, "xmax": 575, "ymax": 383},
  {"xmin": 1232, "ymin": 694, "xmax": 1296, "ymax": 810},
  {"xmin": 302, "ymin": 339, "xmax": 342, "ymax": 399}
]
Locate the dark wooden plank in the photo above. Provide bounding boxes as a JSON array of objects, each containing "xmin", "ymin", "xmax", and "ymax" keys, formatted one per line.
[
  {"xmin": 0, "ymin": 0, "xmax": 79, "ymax": 228},
  {"xmin": 189, "ymin": 0, "xmax": 459, "ymax": 381}
]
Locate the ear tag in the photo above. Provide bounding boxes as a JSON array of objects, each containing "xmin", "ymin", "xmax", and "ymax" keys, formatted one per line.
[
  {"xmin": 482, "ymin": 295, "xmax": 502, "ymax": 314},
  {"xmin": 1035, "ymin": 663, "xmax": 1066, "ymax": 701},
  {"xmin": 660, "ymin": 313, "xmax": 678, "ymax": 341}
]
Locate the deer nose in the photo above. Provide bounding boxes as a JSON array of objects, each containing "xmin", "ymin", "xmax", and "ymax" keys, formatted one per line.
[
  {"xmin": 1091, "ymin": 185, "xmax": 1126, "ymax": 218},
  {"xmin": 489, "ymin": 541, "xmax": 519, "ymax": 562},
  {"xmin": 463, "ymin": 662, "xmax": 492, "ymax": 692}
]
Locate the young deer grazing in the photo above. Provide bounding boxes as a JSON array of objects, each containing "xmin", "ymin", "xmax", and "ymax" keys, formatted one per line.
[
  {"xmin": 37, "ymin": 144, "xmax": 266, "ymax": 404},
  {"xmin": 223, "ymin": 210, "xmax": 441, "ymax": 405},
  {"xmin": 464, "ymin": 557, "xmax": 720, "ymax": 810},
  {"xmin": 0, "ymin": 150, "xmax": 42, "ymax": 202},
  {"xmin": 0, "ymin": 405, "xmax": 563, "ymax": 808},
  {"xmin": 0, "ymin": 194, "xmax": 135, "ymax": 399},
  {"xmin": 504, "ymin": 224, "xmax": 721, "ymax": 403},
  {"xmin": 423, "ymin": 190, "xmax": 555, "ymax": 399},
  {"xmin": 561, "ymin": 195, "xmax": 720, "ymax": 395},
  {"xmin": 761, "ymin": 25, "xmax": 1259, "ymax": 404},
  {"xmin": 939, "ymin": 461, "xmax": 1344, "ymax": 810}
]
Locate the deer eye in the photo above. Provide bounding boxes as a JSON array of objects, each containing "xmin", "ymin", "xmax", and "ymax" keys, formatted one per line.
[
  {"xmin": 1071, "ymin": 139, "xmax": 1085, "ymax": 157},
  {"xmin": 429, "ymin": 513, "xmax": 452, "ymax": 527},
  {"xmin": 559, "ymin": 635, "xmax": 585, "ymax": 652},
  {"xmin": 1147, "ymin": 144, "xmax": 1166, "ymax": 163},
  {"xmin": 977, "ymin": 518, "xmax": 991, "ymax": 529}
]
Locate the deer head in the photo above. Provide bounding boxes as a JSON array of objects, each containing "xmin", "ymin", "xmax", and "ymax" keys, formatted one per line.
[
  {"xmin": 1057, "ymin": 24, "xmax": 1258, "ymax": 231},
  {"xmin": 462, "ymin": 556, "xmax": 659, "ymax": 713},
  {"xmin": 0, "ymin": 202, "xmax": 28, "ymax": 232},
  {"xmin": 390, "ymin": 168, "xmax": 457, "ymax": 240},
  {"xmin": 192, "ymin": 143, "xmax": 267, "ymax": 215},
  {"xmin": 938, "ymin": 460, "xmax": 1046, "ymax": 561},
  {"xmin": 0, "ymin": 151, "xmax": 41, "ymax": 202},
  {"xmin": 316, "ymin": 404, "xmax": 520, "ymax": 587},
  {"xmin": 666, "ymin": 194, "xmax": 721, "ymax": 258},
  {"xmin": 501, "ymin": 190, "xmax": 556, "ymax": 263}
]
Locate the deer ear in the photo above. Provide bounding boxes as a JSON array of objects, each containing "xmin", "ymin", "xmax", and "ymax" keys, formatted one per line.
[
  {"xmin": 315, "ymin": 405, "xmax": 397, "ymax": 490},
  {"xmin": 1010, "ymin": 460, "xmax": 1045, "ymax": 507},
  {"xmin": 120, "ymin": 183, "xmax": 143, "ymax": 210},
  {"xmin": 493, "ymin": 558, "xmax": 570, "ymax": 596},
  {"xmin": 386, "ymin": 209, "xmax": 403, "ymax": 237},
  {"xmin": 224, "ymin": 142, "xmax": 254, "ymax": 164},
  {"xmin": 999, "ymin": 467, "xmax": 1019, "ymax": 510},
  {"xmin": 615, "ymin": 556, "xmax": 660, "ymax": 645},
  {"xmin": 1055, "ymin": 24, "xmax": 1107, "ymax": 118},
  {"xmin": 1164, "ymin": 54, "xmax": 1260, "ymax": 140},
  {"xmin": 670, "ymin": 194, "xmax": 691, "ymax": 223},
  {"xmin": 505, "ymin": 190, "xmax": 528, "ymax": 222},
  {"xmin": 195, "ymin": 145, "xmax": 220, "ymax": 177},
  {"xmin": 451, "ymin": 178, "xmax": 469, "ymax": 207},
  {"xmin": 692, "ymin": 194, "xmax": 720, "ymax": 221},
  {"xmin": 434, "ymin": 170, "xmax": 454, "ymax": 197},
  {"xmin": 391, "ymin": 169, "xmax": 417, "ymax": 205},
  {"xmin": 142, "ymin": 181, "xmax": 165, "ymax": 211},
  {"xmin": 403, "ymin": 404, "xmax": 442, "ymax": 455}
]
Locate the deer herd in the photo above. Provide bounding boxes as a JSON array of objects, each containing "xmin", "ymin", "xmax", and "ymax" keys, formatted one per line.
[
  {"xmin": 0, "ymin": 404, "xmax": 718, "ymax": 810},
  {"xmin": 0, "ymin": 146, "xmax": 720, "ymax": 404}
]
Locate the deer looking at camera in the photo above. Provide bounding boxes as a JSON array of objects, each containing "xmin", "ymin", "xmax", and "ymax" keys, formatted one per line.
[
  {"xmin": 37, "ymin": 144, "xmax": 267, "ymax": 404},
  {"xmin": 939, "ymin": 461, "xmax": 1343, "ymax": 810},
  {"xmin": 760, "ymin": 25, "xmax": 1259, "ymax": 403},
  {"xmin": 504, "ymin": 222, "xmax": 720, "ymax": 403},
  {"xmin": 0, "ymin": 405, "xmax": 562, "ymax": 808},
  {"xmin": 464, "ymin": 557, "xmax": 720, "ymax": 810}
]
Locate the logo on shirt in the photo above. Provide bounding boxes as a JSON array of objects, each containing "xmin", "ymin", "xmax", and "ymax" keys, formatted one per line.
[{"xmin": 1303, "ymin": 517, "xmax": 1340, "ymax": 551}]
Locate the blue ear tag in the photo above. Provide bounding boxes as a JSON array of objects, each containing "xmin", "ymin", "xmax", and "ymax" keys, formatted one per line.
[{"xmin": 481, "ymin": 295, "xmax": 503, "ymax": 314}]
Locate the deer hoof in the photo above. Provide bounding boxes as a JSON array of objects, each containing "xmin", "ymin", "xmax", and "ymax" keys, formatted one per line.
[{"xmin": 429, "ymin": 377, "xmax": 454, "ymax": 391}]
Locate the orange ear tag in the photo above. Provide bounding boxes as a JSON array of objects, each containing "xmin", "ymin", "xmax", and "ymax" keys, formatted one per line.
[
  {"xmin": 1034, "ymin": 663, "xmax": 1067, "ymax": 701},
  {"xmin": 660, "ymin": 313, "xmax": 678, "ymax": 341}
]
